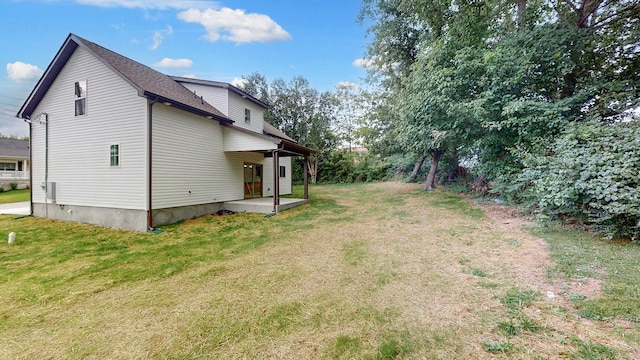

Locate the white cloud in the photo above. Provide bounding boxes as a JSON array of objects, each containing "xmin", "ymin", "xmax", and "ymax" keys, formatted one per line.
[
  {"xmin": 151, "ymin": 32, "xmax": 163, "ymax": 50},
  {"xmin": 153, "ymin": 58, "xmax": 193, "ymax": 68},
  {"xmin": 178, "ymin": 7, "xmax": 291, "ymax": 44},
  {"xmin": 352, "ymin": 58, "xmax": 375, "ymax": 69},
  {"xmin": 231, "ymin": 77, "xmax": 247, "ymax": 88},
  {"xmin": 75, "ymin": 0, "xmax": 217, "ymax": 10},
  {"xmin": 6, "ymin": 62, "xmax": 43, "ymax": 82},
  {"xmin": 336, "ymin": 81, "xmax": 361, "ymax": 90},
  {"xmin": 151, "ymin": 25, "xmax": 173, "ymax": 50}
]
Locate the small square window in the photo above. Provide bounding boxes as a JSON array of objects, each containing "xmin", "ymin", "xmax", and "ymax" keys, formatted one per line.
[
  {"xmin": 75, "ymin": 80, "xmax": 87, "ymax": 116},
  {"xmin": 110, "ymin": 144, "xmax": 120, "ymax": 167},
  {"xmin": 244, "ymin": 108, "xmax": 251, "ymax": 123},
  {"xmin": 279, "ymin": 165, "xmax": 286, "ymax": 178}
]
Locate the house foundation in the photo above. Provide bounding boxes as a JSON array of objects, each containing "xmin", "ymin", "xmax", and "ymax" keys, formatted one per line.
[{"xmin": 33, "ymin": 203, "xmax": 148, "ymax": 232}]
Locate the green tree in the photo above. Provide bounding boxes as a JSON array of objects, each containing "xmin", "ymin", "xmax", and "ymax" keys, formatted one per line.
[
  {"xmin": 359, "ymin": 0, "xmax": 436, "ymax": 179},
  {"xmin": 361, "ymin": 0, "xmax": 639, "ymax": 236},
  {"xmin": 333, "ymin": 83, "xmax": 363, "ymax": 151},
  {"xmin": 476, "ymin": 0, "xmax": 639, "ymax": 180}
]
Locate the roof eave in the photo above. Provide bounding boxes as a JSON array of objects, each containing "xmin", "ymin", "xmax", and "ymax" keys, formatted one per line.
[
  {"xmin": 17, "ymin": 33, "xmax": 78, "ymax": 119},
  {"xmin": 222, "ymin": 123, "xmax": 315, "ymax": 157},
  {"xmin": 278, "ymin": 140, "xmax": 316, "ymax": 157}
]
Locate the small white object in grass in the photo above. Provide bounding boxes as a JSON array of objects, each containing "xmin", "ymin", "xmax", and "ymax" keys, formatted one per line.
[
  {"xmin": 8, "ymin": 232, "xmax": 16, "ymax": 244},
  {"xmin": 546, "ymin": 291, "xmax": 555, "ymax": 299}
]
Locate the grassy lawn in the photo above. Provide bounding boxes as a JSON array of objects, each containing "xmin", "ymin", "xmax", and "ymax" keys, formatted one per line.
[
  {"xmin": 0, "ymin": 182, "xmax": 638, "ymax": 359},
  {"xmin": 0, "ymin": 188, "xmax": 30, "ymax": 204}
]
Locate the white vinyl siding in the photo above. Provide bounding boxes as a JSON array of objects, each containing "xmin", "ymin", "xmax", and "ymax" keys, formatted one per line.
[
  {"xmin": 279, "ymin": 157, "xmax": 292, "ymax": 195},
  {"xmin": 176, "ymin": 80, "xmax": 267, "ymax": 135},
  {"xmin": 177, "ymin": 83, "xmax": 229, "ymax": 116},
  {"xmin": 30, "ymin": 46, "xmax": 147, "ymax": 209},
  {"xmin": 223, "ymin": 127, "xmax": 278, "ymax": 152},
  {"xmin": 228, "ymin": 92, "xmax": 264, "ymax": 133},
  {"xmin": 152, "ymin": 105, "xmax": 256, "ymax": 208},
  {"xmin": 262, "ymin": 156, "xmax": 292, "ymax": 196}
]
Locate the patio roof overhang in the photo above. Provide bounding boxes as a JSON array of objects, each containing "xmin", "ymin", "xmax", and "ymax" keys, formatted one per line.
[{"xmin": 222, "ymin": 123, "xmax": 315, "ymax": 157}]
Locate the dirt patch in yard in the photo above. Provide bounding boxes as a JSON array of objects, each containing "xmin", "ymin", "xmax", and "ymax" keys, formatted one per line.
[{"xmin": 478, "ymin": 200, "xmax": 604, "ymax": 304}]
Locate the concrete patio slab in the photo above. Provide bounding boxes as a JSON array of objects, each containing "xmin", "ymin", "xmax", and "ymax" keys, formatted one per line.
[{"xmin": 223, "ymin": 198, "xmax": 307, "ymax": 214}]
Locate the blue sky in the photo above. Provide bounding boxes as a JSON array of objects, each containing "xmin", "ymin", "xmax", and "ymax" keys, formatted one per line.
[{"xmin": 0, "ymin": 0, "xmax": 372, "ymax": 137}]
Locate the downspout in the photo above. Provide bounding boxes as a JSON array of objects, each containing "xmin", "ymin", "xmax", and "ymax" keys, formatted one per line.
[
  {"xmin": 44, "ymin": 113, "xmax": 49, "ymax": 219},
  {"xmin": 23, "ymin": 117, "xmax": 33, "ymax": 216},
  {"xmin": 272, "ymin": 149, "xmax": 280, "ymax": 213},
  {"xmin": 147, "ymin": 99, "xmax": 156, "ymax": 230},
  {"xmin": 303, "ymin": 156, "xmax": 309, "ymax": 200}
]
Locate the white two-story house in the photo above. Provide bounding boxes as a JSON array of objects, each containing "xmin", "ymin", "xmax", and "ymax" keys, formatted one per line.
[{"xmin": 17, "ymin": 33, "xmax": 313, "ymax": 231}]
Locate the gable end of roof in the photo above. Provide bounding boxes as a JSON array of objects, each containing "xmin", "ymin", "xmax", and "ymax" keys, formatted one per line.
[
  {"xmin": 17, "ymin": 34, "xmax": 78, "ymax": 119},
  {"xmin": 18, "ymin": 33, "xmax": 232, "ymax": 125}
]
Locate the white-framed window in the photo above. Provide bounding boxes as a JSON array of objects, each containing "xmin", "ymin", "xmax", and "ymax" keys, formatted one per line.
[
  {"xmin": 0, "ymin": 162, "xmax": 17, "ymax": 171},
  {"xmin": 74, "ymin": 80, "xmax": 87, "ymax": 116},
  {"xmin": 110, "ymin": 144, "xmax": 120, "ymax": 167},
  {"xmin": 244, "ymin": 108, "xmax": 251, "ymax": 123},
  {"xmin": 279, "ymin": 165, "xmax": 286, "ymax": 178}
]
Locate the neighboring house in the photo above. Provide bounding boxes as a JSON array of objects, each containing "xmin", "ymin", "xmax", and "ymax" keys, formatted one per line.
[
  {"xmin": 0, "ymin": 138, "xmax": 30, "ymax": 190},
  {"xmin": 17, "ymin": 33, "xmax": 314, "ymax": 231}
]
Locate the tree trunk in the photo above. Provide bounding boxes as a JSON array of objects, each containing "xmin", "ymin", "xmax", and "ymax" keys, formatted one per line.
[
  {"xmin": 408, "ymin": 152, "xmax": 427, "ymax": 183},
  {"xmin": 517, "ymin": 0, "xmax": 526, "ymax": 26},
  {"xmin": 424, "ymin": 149, "xmax": 442, "ymax": 191},
  {"xmin": 313, "ymin": 157, "xmax": 318, "ymax": 183},
  {"xmin": 307, "ymin": 157, "xmax": 319, "ymax": 184}
]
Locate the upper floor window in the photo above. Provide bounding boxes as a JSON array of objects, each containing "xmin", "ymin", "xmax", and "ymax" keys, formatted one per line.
[
  {"xmin": 74, "ymin": 80, "xmax": 87, "ymax": 116},
  {"xmin": 244, "ymin": 108, "xmax": 251, "ymax": 123},
  {"xmin": 110, "ymin": 144, "xmax": 120, "ymax": 167}
]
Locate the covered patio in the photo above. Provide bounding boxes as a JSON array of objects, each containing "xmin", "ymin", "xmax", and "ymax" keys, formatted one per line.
[{"xmin": 223, "ymin": 123, "xmax": 315, "ymax": 214}]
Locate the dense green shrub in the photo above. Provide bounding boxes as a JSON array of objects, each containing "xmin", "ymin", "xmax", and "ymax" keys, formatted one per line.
[
  {"xmin": 520, "ymin": 120, "xmax": 640, "ymax": 240},
  {"xmin": 9, "ymin": 183, "xmax": 17, "ymax": 190},
  {"xmin": 317, "ymin": 151, "xmax": 401, "ymax": 183},
  {"xmin": 318, "ymin": 151, "xmax": 357, "ymax": 183}
]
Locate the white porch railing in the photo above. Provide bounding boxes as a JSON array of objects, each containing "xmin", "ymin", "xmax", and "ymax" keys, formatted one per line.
[{"xmin": 0, "ymin": 171, "xmax": 30, "ymax": 179}]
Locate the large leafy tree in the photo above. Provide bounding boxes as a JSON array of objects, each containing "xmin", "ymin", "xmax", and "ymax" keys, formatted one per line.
[
  {"xmin": 358, "ymin": 0, "xmax": 432, "ymax": 182},
  {"xmin": 362, "ymin": 0, "xmax": 638, "ymax": 181},
  {"xmin": 333, "ymin": 83, "xmax": 364, "ymax": 151},
  {"xmin": 363, "ymin": 0, "xmax": 496, "ymax": 189},
  {"xmin": 400, "ymin": 39, "xmax": 488, "ymax": 190},
  {"xmin": 361, "ymin": 0, "xmax": 639, "ymax": 236},
  {"xmin": 476, "ymin": 0, "xmax": 639, "ymax": 179}
]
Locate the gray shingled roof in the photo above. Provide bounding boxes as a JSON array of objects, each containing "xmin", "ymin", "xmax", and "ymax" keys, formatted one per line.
[
  {"xmin": 0, "ymin": 138, "xmax": 29, "ymax": 158},
  {"xmin": 263, "ymin": 121, "xmax": 295, "ymax": 142},
  {"xmin": 18, "ymin": 33, "xmax": 230, "ymax": 123}
]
